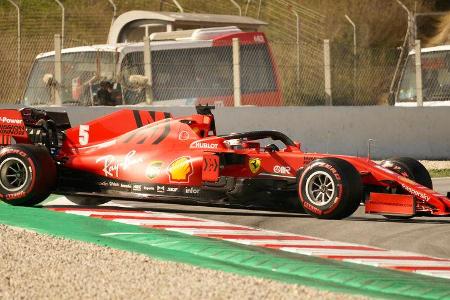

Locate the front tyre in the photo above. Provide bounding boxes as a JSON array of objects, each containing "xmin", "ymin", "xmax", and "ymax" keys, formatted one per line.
[
  {"xmin": 0, "ymin": 145, "xmax": 56, "ymax": 206},
  {"xmin": 298, "ymin": 158, "xmax": 362, "ymax": 219},
  {"xmin": 380, "ymin": 157, "xmax": 432, "ymax": 189},
  {"xmin": 380, "ymin": 157, "xmax": 431, "ymax": 220}
]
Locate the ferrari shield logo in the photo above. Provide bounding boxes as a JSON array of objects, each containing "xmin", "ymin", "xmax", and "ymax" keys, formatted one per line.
[{"xmin": 249, "ymin": 158, "xmax": 261, "ymax": 174}]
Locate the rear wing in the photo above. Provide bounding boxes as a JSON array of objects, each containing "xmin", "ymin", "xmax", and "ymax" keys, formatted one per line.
[
  {"xmin": 0, "ymin": 108, "xmax": 71, "ymax": 146},
  {"xmin": 0, "ymin": 109, "xmax": 28, "ymax": 145}
]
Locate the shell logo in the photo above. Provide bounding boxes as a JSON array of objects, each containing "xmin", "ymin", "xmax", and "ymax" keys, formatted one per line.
[{"xmin": 168, "ymin": 157, "xmax": 193, "ymax": 183}]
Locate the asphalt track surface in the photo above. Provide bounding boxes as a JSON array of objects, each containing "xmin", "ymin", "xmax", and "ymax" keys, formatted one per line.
[{"xmin": 110, "ymin": 177, "xmax": 450, "ymax": 260}]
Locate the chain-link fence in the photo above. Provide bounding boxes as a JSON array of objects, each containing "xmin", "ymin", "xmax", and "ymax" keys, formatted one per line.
[
  {"xmin": 330, "ymin": 43, "xmax": 401, "ymax": 105},
  {"xmin": 8, "ymin": 35, "xmax": 407, "ymax": 107},
  {"xmin": 0, "ymin": 0, "xmax": 437, "ymax": 107}
]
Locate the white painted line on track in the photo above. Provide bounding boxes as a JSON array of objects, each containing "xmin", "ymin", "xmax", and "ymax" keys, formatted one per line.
[{"xmin": 44, "ymin": 196, "xmax": 450, "ymax": 280}]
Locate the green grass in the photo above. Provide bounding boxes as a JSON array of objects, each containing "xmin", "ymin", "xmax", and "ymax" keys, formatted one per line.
[{"xmin": 429, "ymin": 169, "xmax": 450, "ymax": 178}]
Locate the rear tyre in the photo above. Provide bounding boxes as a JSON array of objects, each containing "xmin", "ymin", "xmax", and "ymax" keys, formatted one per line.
[
  {"xmin": 298, "ymin": 158, "xmax": 362, "ymax": 219},
  {"xmin": 380, "ymin": 157, "xmax": 431, "ymax": 220},
  {"xmin": 66, "ymin": 196, "xmax": 110, "ymax": 206},
  {"xmin": 0, "ymin": 145, "xmax": 56, "ymax": 206}
]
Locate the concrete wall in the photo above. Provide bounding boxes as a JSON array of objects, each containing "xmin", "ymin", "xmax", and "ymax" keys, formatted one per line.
[{"xmin": 3, "ymin": 105, "xmax": 450, "ymax": 159}]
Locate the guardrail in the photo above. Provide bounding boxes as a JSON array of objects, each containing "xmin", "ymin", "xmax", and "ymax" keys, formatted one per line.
[{"xmin": 1, "ymin": 105, "xmax": 450, "ymax": 159}]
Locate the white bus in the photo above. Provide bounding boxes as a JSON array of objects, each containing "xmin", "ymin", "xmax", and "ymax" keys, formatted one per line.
[
  {"xmin": 22, "ymin": 27, "xmax": 282, "ymax": 107},
  {"xmin": 396, "ymin": 45, "xmax": 450, "ymax": 106}
]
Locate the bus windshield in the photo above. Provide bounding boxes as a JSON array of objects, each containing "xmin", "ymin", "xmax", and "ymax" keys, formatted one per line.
[
  {"xmin": 23, "ymin": 43, "xmax": 279, "ymax": 106},
  {"xmin": 23, "ymin": 51, "xmax": 116, "ymax": 106},
  {"xmin": 398, "ymin": 51, "xmax": 450, "ymax": 103},
  {"xmin": 121, "ymin": 43, "xmax": 277, "ymax": 105}
]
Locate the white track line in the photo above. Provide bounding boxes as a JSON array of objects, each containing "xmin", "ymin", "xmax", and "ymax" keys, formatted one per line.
[{"xmin": 44, "ymin": 197, "xmax": 450, "ymax": 280}]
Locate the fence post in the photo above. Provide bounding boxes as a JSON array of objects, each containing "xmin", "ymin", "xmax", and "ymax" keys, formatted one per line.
[
  {"xmin": 54, "ymin": 34, "xmax": 62, "ymax": 106},
  {"xmin": 415, "ymin": 39, "xmax": 423, "ymax": 107},
  {"xmin": 232, "ymin": 38, "xmax": 242, "ymax": 107},
  {"xmin": 323, "ymin": 39, "xmax": 332, "ymax": 106},
  {"xmin": 143, "ymin": 36, "xmax": 153, "ymax": 105}
]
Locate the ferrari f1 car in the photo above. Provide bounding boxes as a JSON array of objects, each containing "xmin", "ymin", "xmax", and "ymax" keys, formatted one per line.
[{"xmin": 0, "ymin": 106, "xmax": 449, "ymax": 220}]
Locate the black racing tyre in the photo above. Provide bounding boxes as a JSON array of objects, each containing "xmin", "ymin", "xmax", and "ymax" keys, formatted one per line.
[
  {"xmin": 0, "ymin": 145, "xmax": 56, "ymax": 206},
  {"xmin": 298, "ymin": 158, "xmax": 362, "ymax": 219},
  {"xmin": 380, "ymin": 157, "xmax": 432, "ymax": 189},
  {"xmin": 380, "ymin": 157, "xmax": 431, "ymax": 220},
  {"xmin": 66, "ymin": 195, "xmax": 110, "ymax": 206}
]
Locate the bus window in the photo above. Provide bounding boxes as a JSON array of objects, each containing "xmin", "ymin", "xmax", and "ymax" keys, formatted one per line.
[
  {"xmin": 398, "ymin": 51, "xmax": 450, "ymax": 104},
  {"xmin": 120, "ymin": 43, "xmax": 277, "ymax": 105},
  {"xmin": 23, "ymin": 52, "xmax": 116, "ymax": 106}
]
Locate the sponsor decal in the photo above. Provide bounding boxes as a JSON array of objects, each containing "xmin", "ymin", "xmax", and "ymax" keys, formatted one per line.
[
  {"xmin": 0, "ymin": 124, "xmax": 25, "ymax": 135},
  {"xmin": 191, "ymin": 141, "xmax": 219, "ymax": 149},
  {"xmin": 249, "ymin": 158, "xmax": 261, "ymax": 174},
  {"xmin": 0, "ymin": 117, "xmax": 22, "ymax": 124},
  {"xmin": 253, "ymin": 35, "xmax": 265, "ymax": 43},
  {"xmin": 143, "ymin": 185, "xmax": 155, "ymax": 192},
  {"xmin": 0, "ymin": 148, "xmax": 27, "ymax": 157},
  {"xmin": 132, "ymin": 185, "xmax": 142, "ymax": 192},
  {"xmin": 157, "ymin": 186, "xmax": 165, "ymax": 193},
  {"xmin": 273, "ymin": 165, "xmax": 291, "ymax": 175},
  {"xmin": 5, "ymin": 191, "xmax": 26, "ymax": 200},
  {"xmin": 145, "ymin": 161, "xmax": 163, "ymax": 180},
  {"xmin": 167, "ymin": 187, "xmax": 179, "ymax": 193},
  {"xmin": 96, "ymin": 150, "xmax": 143, "ymax": 178},
  {"xmin": 401, "ymin": 184, "xmax": 430, "ymax": 201},
  {"xmin": 168, "ymin": 156, "xmax": 193, "ymax": 183},
  {"xmin": 178, "ymin": 131, "xmax": 190, "ymax": 141},
  {"xmin": 185, "ymin": 187, "xmax": 200, "ymax": 194},
  {"xmin": 302, "ymin": 201, "xmax": 323, "ymax": 215}
]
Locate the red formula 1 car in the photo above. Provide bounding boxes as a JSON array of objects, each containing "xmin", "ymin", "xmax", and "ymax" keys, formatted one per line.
[{"xmin": 0, "ymin": 106, "xmax": 449, "ymax": 220}]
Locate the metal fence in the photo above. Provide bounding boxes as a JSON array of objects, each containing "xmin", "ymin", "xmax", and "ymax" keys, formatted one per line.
[
  {"xmin": 18, "ymin": 35, "xmax": 404, "ymax": 107},
  {"xmin": 0, "ymin": 0, "xmax": 430, "ymax": 107}
]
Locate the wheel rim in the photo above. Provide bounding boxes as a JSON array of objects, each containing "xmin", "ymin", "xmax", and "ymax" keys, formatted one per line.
[
  {"xmin": 305, "ymin": 170, "xmax": 336, "ymax": 207},
  {"xmin": 0, "ymin": 157, "xmax": 29, "ymax": 192}
]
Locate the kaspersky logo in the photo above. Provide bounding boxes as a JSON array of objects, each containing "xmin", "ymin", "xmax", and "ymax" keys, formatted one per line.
[{"xmin": 168, "ymin": 157, "xmax": 193, "ymax": 183}]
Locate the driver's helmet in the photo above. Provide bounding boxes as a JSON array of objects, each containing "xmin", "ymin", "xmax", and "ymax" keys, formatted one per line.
[{"xmin": 225, "ymin": 138, "xmax": 243, "ymax": 149}]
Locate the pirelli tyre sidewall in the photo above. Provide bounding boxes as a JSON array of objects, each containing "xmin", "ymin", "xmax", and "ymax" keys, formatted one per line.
[
  {"xmin": 0, "ymin": 145, "xmax": 56, "ymax": 206},
  {"xmin": 298, "ymin": 158, "xmax": 362, "ymax": 219}
]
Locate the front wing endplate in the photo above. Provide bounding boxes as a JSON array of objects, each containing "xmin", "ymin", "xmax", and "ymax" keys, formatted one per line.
[{"xmin": 365, "ymin": 193, "xmax": 415, "ymax": 216}]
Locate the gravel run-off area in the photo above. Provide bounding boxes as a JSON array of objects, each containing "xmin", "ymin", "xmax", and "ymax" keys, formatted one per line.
[
  {"xmin": 420, "ymin": 160, "xmax": 450, "ymax": 170},
  {"xmin": 0, "ymin": 225, "xmax": 366, "ymax": 300}
]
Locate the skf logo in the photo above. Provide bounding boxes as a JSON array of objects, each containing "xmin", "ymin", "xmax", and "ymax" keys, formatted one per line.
[
  {"xmin": 249, "ymin": 158, "xmax": 261, "ymax": 174},
  {"xmin": 146, "ymin": 161, "xmax": 163, "ymax": 180},
  {"xmin": 168, "ymin": 156, "xmax": 193, "ymax": 183},
  {"xmin": 273, "ymin": 165, "xmax": 291, "ymax": 175}
]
